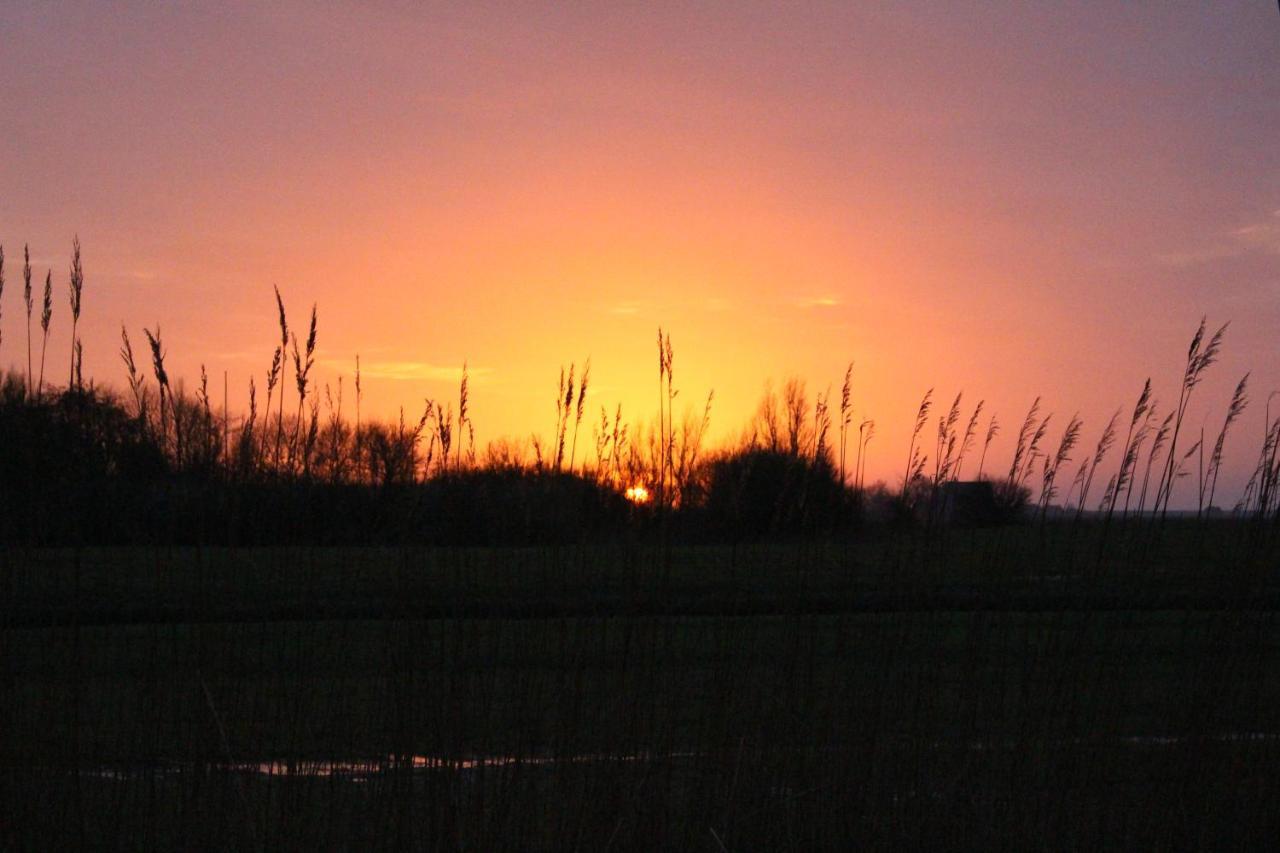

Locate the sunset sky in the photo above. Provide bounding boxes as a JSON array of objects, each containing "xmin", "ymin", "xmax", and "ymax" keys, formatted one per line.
[{"xmin": 2, "ymin": 2, "xmax": 1278, "ymax": 503}]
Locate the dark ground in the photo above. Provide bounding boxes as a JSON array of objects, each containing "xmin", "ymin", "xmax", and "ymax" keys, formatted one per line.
[{"xmin": 3, "ymin": 524, "xmax": 1279, "ymax": 850}]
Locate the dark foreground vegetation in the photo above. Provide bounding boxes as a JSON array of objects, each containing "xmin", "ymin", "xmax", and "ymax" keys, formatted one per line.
[
  {"xmin": 3, "ymin": 527, "xmax": 1280, "ymax": 850},
  {"xmin": 4, "ymin": 241, "xmax": 1280, "ymax": 848}
]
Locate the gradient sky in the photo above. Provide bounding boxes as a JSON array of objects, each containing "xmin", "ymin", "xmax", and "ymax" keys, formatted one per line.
[{"xmin": 2, "ymin": 2, "xmax": 1278, "ymax": 504}]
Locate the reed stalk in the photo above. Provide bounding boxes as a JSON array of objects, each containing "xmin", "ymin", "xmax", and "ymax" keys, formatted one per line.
[
  {"xmin": 1074, "ymin": 410, "xmax": 1118, "ymax": 522},
  {"xmin": 569, "ymin": 359, "xmax": 589, "ymax": 473},
  {"xmin": 1108, "ymin": 380, "xmax": 1152, "ymax": 522},
  {"xmin": 23, "ymin": 245, "xmax": 33, "ymax": 397},
  {"xmin": 1201, "ymin": 373, "xmax": 1248, "ymax": 517},
  {"xmin": 904, "ymin": 389, "xmax": 932, "ymax": 494},
  {"xmin": 38, "ymin": 270, "xmax": 52, "ymax": 398},
  {"xmin": 1155, "ymin": 318, "xmax": 1226, "ymax": 520},
  {"xmin": 1040, "ymin": 414, "xmax": 1083, "ymax": 522},
  {"xmin": 67, "ymin": 238, "xmax": 83, "ymax": 390},
  {"xmin": 839, "ymin": 362, "xmax": 853, "ymax": 485}
]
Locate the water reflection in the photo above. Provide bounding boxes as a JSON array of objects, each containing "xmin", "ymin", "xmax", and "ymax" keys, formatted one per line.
[{"xmin": 70, "ymin": 732, "xmax": 1280, "ymax": 782}]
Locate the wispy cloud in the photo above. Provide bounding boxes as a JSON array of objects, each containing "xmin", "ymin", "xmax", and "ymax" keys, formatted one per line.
[
  {"xmin": 1157, "ymin": 210, "xmax": 1280, "ymax": 267},
  {"xmin": 796, "ymin": 296, "xmax": 841, "ymax": 309},
  {"xmin": 1230, "ymin": 211, "xmax": 1280, "ymax": 253},
  {"xmin": 321, "ymin": 359, "xmax": 493, "ymax": 382}
]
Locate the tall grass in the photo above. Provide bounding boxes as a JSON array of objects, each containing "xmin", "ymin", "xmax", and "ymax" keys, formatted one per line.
[
  {"xmin": 1039, "ymin": 413, "xmax": 1082, "ymax": 521},
  {"xmin": 1, "ymin": 241, "xmax": 1275, "ymax": 534},
  {"xmin": 593, "ymin": 403, "xmax": 628, "ymax": 484},
  {"xmin": 38, "ymin": 268, "xmax": 52, "ymax": 398},
  {"xmin": 67, "ymin": 237, "xmax": 83, "ymax": 390},
  {"xmin": 272, "ymin": 286, "xmax": 289, "ymax": 470},
  {"xmin": 814, "ymin": 386, "xmax": 831, "ymax": 461},
  {"xmin": 23, "ymin": 244, "xmax": 33, "ymax": 395},
  {"xmin": 1202, "ymin": 373, "xmax": 1249, "ymax": 516},
  {"xmin": 1074, "ymin": 410, "xmax": 1118, "ymax": 521},
  {"xmin": 288, "ymin": 303, "xmax": 317, "ymax": 475},
  {"xmin": 839, "ymin": 361, "xmax": 853, "ymax": 485},
  {"xmin": 1241, "ymin": 392, "xmax": 1280, "ymax": 519},
  {"xmin": 856, "ymin": 418, "xmax": 874, "ymax": 493},
  {"xmin": 953, "ymin": 399, "xmax": 984, "ymax": 482},
  {"xmin": 932, "ymin": 391, "xmax": 962, "ymax": 484},
  {"xmin": 903, "ymin": 388, "xmax": 932, "ymax": 494},
  {"xmin": 460, "ymin": 361, "xmax": 474, "ymax": 469},
  {"xmin": 144, "ymin": 326, "xmax": 171, "ymax": 452},
  {"xmin": 567, "ymin": 359, "xmax": 587, "ymax": 472},
  {"xmin": 1155, "ymin": 318, "xmax": 1227, "ymax": 519},
  {"xmin": 657, "ymin": 329, "xmax": 668, "ymax": 508},
  {"xmin": 975, "ymin": 412, "xmax": 998, "ymax": 480},
  {"xmin": 1008, "ymin": 397, "xmax": 1047, "ymax": 490},
  {"xmin": 668, "ymin": 335, "xmax": 680, "ymax": 501},
  {"xmin": 1135, "ymin": 411, "xmax": 1173, "ymax": 516},
  {"xmin": 119, "ymin": 326, "xmax": 147, "ymax": 427},
  {"xmin": 1108, "ymin": 379, "xmax": 1152, "ymax": 522}
]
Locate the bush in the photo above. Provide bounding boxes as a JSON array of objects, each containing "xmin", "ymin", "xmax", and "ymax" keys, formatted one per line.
[{"xmin": 692, "ymin": 448, "xmax": 856, "ymax": 539}]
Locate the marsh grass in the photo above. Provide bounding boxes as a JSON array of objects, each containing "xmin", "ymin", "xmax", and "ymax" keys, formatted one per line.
[
  {"xmin": 1039, "ymin": 413, "xmax": 1082, "ymax": 522},
  {"xmin": 4, "ymin": 242, "xmax": 1280, "ymax": 846},
  {"xmin": 952, "ymin": 399, "xmax": 984, "ymax": 482},
  {"xmin": 856, "ymin": 418, "xmax": 874, "ymax": 494},
  {"xmin": 903, "ymin": 388, "xmax": 932, "ymax": 496},
  {"xmin": 23, "ymin": 244, "xmax": 33, "ymax": 396},
  {"xmin": 0, "ymin": 247, "xmax": 1268, "ymax": 543},
  {"xmin": 1155, "ymin": 318, "xmax": 1227, "ymax": 520},
  {"xmin": 1074, "ymin": 410, "xmax": 1118, "ymax": 521},
  {"xmin": 839, "ymin": 361, "xmax": 853, "ymax": 486},
  {"xmin": 1241, "ymin": 395, "xmax": 1280, "ymax": 519},
  {"xmin": 1108, "ymin": 379, "xmax": 1152, "ymax": 522},
  {"xmin": 38, "ymin": 268, "xmax": 52, "ymax": 398},
  {"xmin": 67, "ymin": 237, "xmax": 83, "ymax": 391},
  {"xmin": 1202, "ymin": 373, "xmax": 1249, "ymax": 516}
]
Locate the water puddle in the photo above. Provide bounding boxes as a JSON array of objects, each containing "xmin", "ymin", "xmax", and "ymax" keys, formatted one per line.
[
  {"xmin": 61, "ymin": 733, "xmax": 1280, "ymax": 782},
  {"xmin": 75, "ymin": 750, "xmax": 701, "ymax": 782}
]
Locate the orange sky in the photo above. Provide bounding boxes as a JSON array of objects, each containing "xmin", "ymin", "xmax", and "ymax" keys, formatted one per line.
[{"xmin": 2, "ymin": 3, "xmax": 1279, "ymax": 505}]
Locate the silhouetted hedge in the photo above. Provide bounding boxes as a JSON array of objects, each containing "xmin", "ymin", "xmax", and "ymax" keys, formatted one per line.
[
  {"xmin": 1, "ymin": 390, "xmax": 870, "ymax": 546},
  {"xmin": 685, "ymin": 448, "xmax": 857, "ymax": 540}
]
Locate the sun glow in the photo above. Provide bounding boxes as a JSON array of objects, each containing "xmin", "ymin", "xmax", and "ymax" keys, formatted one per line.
[{"xmin": 625, "ymin": 485, "xmax": 650, "ymax": 505}]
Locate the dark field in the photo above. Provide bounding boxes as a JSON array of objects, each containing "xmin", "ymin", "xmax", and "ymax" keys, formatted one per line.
[{"xmin": 4, "ymin": 525, "xmax": 1280, "ymax": 850}]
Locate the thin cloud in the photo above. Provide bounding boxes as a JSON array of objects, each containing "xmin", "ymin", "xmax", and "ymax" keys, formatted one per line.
[
  {"xmin": 1157, "ymin": 210, "xmax": 1280, "ymax": 267},
  {"xmin": 1230, "ymin": 211, "xmax": 1280, "ymax": 253},
  {"xmin": 320, "ymin": 359, "xmax": 493, "ymax": 382},
  {"xmin": 797, "ymin": 296, "xmax": 841, "ymax": 309}
]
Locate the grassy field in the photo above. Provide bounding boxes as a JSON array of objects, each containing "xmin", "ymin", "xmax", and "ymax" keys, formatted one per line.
[{"xmin": 4, "ymin": 525, "xmax": 1280, "ymax": 850}]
